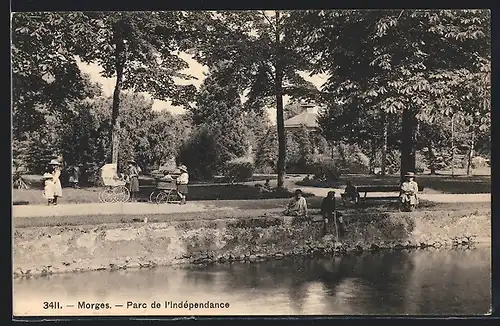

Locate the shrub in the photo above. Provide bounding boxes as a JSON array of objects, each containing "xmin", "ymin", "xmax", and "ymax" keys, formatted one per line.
[
  {"xmin": 471, "ymin": 156, "xmax": 488, "ymax": 169},
  {"xmin": 224, "ymin": 158, "xmax": 254, "ymax": 183},
  {"xmin": 311, "ymin": 158, "xmax": 341, "ymax": 184},
  {"xmin": 415, "ymin": 151, "xmax": 426, "ymax": 173}
]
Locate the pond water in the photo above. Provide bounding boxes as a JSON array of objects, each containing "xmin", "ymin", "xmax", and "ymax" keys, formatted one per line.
[{"xmin": 13, "ymin": 247, "xmax": 491, "ymax": 316}]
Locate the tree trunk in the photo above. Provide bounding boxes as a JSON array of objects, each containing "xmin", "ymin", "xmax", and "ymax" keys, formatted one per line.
[
  {"xmin": 428, "ymin": 142, "xmax": 437, "ymax": 175},
  {"xmin": 338, "ymin": 142, "xmax": 346, "ymax": 164},
  {"xmin": 370, "ymin": 139, "xmax": 376, "ymax": 174},
  {"xmin": 381, "ymin": 110, "xmax": 388, "ymax": 176},
  {"xmin": 275, "ymin": 11, "xmax": 286, "ymax": 189},
  {"xmin": 451, "ymin": 114, "xmax": 455, "ymax": 177},
  {"xmin": 467, "ymin": 125, "xmax": 475, "ymax": 176},
  {"xmin": 400, "ymin": 106, "xmax": 417, "ymax": 183},
  {"xmin": 111, "ymin": 26, "xmax": 125, "ymax": 166}
]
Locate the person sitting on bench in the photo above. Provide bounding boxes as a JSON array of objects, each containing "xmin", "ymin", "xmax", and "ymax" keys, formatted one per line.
[
  {"xmin": 341, "ymin": 181, "xmax": 360, "ymax": 204},
  {"xmin": 284, "ymin": 189, "xmax": 308, "ymax": 218}
]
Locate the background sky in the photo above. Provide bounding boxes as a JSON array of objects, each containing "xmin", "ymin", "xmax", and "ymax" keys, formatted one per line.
[{"xmin": 77, "ymin": 52, "xmax": 328, "ymax": 123}]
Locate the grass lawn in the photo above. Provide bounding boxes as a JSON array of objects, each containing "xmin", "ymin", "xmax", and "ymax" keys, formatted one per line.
[
  {"xmin": 297, "ymin": 173, "xmax": 491, "ymax": 194},
  {"xmin": 12, "ymin": 183, "xmax": 313, "ymax": 206},
  {"xmin": 13, "ymin": 197, "xmax": 490, "ymax": 228}
]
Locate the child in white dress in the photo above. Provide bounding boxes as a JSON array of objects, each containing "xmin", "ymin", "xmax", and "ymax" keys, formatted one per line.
[{"xmin": 42, "ymin": 173, "xmax": 54, "ymax": 206}]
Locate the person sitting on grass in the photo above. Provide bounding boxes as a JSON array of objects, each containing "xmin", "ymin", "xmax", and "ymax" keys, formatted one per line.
[
  {"xmin": 258, "ymin": 179, "xmax": 272, "ymax": 193},
  {"xmin": 284, "ymin": 189, "xmax": 308, "ymax": 218},
  {"xmin": 341, "ymin": 180, "xmax": 360, "ymax": 204}
]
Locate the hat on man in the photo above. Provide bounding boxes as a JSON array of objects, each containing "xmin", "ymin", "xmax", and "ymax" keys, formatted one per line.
[
  {"xmin": 42, "ymin": 173, "xmax": 53, "ymax": 179},
  {"xmin": 179, "ymin": 165, "xmax": 188, "ymax": 173},
  {"xmin": 49, "ymin": 159, "xmax": 61, "ymax": 165},
  {"xmin": 404, "ymin": 172, "xmax": 416, "ymax": 177},
  {"xmin": 128, "ymin": 159, "xmax": 136, "ymax": 164}
]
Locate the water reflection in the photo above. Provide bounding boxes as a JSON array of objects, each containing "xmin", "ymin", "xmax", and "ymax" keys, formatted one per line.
[{"xmin": 13, "ymin": 248, "xmax": 490, "ymax": 316}]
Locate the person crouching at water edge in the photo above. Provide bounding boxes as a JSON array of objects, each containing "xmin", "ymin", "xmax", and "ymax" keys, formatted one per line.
[
  {"xmin": 49, "ymin": 159, "xmax": 63, "ymax": 205},
  {"xmin": 42, "ymin": 173, "xmax": 54, "ymax": 206},
  {"xmin": 127, "ymin": 159, "xmax": 141, "ymax": 202},
  {"xmin": 284, "ymin": 189, "xmax": 308, "ymax": 218},
  {"xmin": 176, "ymin": 165, "xmax": 189, "ymax": 205}
]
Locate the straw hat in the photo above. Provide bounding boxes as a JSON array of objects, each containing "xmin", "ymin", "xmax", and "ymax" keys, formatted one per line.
[
  {"xmin": 404, "ymin": 172, "xmax": 416, "ymax": 177},
  {"xmin": 49, "ymin": 159, "xmax": 61, "ymax": 165},
  {"xmin": 42, "ymin": 173, "xmax": 53, "ymax": 179},
  {"xmin": 179, "ymin": 165, "xmax": 188, "ymax": 172}
]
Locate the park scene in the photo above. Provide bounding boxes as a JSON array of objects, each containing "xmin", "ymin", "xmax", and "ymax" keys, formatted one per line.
[{"xmin": 12, "ymin": 10, "xmax": 491, "ymax": 316}]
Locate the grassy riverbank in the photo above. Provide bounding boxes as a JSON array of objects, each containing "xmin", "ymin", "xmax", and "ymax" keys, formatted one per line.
[
  {"xmin": 13, "ymin": 206, "xmax": 491, "ymax": 278},
  {"xmin": 13, "ymin": 199, "xmax": 490, "ymax": 228}
]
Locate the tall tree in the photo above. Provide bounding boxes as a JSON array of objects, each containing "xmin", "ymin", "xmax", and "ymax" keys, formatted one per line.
[
  {"xmin": 60, "ymin": 12, "xmax": 197, "ymax": 166},
  {"xmin": 186, "ymin": 62, "xmax": 251, "ymax": 175},
  {"xmin": 185, "ymin": 11, "xmax": 319, "ymax": 188},
  {"xmin": 11, "ymin": 13, "xmax": 101, "ymax": 139},
  {"xmin": 294, "ymin": 9, "xmax": 490, "ymax": 181}
]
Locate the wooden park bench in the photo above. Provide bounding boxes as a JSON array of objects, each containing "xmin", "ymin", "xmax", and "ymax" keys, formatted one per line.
[{"xmin": 352, "ymin": 185, "xmax": 425, "ymax": 202}]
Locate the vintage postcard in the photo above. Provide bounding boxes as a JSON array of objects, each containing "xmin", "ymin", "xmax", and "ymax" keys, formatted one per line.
[{"xmin": 12, "ymin": 9, "xmax": 491, "ymax": 317}]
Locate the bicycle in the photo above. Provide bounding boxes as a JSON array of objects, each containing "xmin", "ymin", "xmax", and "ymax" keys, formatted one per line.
[{"xmin": 150, "ymin": 176, "xmax": 182, "ymax": 204}]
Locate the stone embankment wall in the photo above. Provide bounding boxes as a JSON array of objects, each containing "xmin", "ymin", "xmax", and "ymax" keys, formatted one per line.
[{"xmin": 13, "ymin": 208, "xmax": 490, "ymax": 278}]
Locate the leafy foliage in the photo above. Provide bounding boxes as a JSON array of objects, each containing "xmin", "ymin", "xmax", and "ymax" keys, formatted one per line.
[
  {"xmin": 254, "ymin": 127, "xmax": 279, "ymax": 174},
  {"xmin": 185, "ymin": 65, "xmax": 251, "ymax": 177},
  {"xmin": 224, "ymin": 158, "xmax": 255, "ymax": 183},
  {"xmin": 311, "ymin": 158, "xmax": 341, "ymax": 184},
  {"xmin": 11, "ymin": 13, "xmax": 102, "ymax": 138},
  {"xmin": 184, "ymin": 11, "xmax": 321, "ymax": 186},
  {"xmin": 294, "ymin": 9, "xmax": 490, "ymax": 175}
]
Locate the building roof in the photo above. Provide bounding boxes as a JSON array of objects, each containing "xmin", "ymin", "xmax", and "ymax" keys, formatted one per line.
[{"xmin": 284, "ymin": 105, "xmax": 320, "ymax": 129}]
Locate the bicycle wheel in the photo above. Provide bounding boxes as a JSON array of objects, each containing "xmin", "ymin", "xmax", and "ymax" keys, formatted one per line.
[
  {"xmin": 155, "ymin": 190, "xmax": 169, "ymax": 204},
  {"xmin": 112, "ymin": 185, "xmax": 130, "ymax": 203},
  {"xmin": 165, "ymin": 189, "xmax": 180, "ymax": 203},
  {"xmin": 149, "ymin": 190, "xmax": 161, "ymax": 203}
]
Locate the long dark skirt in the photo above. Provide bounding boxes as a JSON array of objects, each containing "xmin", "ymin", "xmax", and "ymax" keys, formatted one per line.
[
  {"xmin": 177, "ymin": 184, "xmax": 188, "ymax": 195},
  {"xmin": 129, "ymin": 176, "xmax": 140, "ymax": 192}
]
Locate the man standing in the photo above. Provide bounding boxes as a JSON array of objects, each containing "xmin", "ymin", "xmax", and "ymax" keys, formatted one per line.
[{"xmin": 321, "ymin": 191, "xmax": 345, "ymax": 239}]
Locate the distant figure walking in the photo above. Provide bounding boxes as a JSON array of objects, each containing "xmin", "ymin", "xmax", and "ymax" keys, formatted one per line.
[
  {"xmin": 176, "ymin": 165, "xmax": 189, "ymax": 205},
  {"xmin": 69, "ymin": 165, "xmax": 80, "ymax": 188},
  {"xmin": 284, "ymin": 189, "xmax": 308, "ymax": 218},
  {"xmin": 127, "ymin": 160, "xmax": 141, "ymax": 201},
  {"xmin": 49, "ymin": 159, "xmax": 63, "ymax": 205},
  {"xmin": 42, "ymin": 172, "xmax": 54, "ymax": 206}
]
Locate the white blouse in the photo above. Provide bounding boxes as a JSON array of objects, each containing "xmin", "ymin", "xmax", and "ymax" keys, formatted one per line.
[{"xmin": 177, "ymin": 172, "xmax": 189, "ymax": 185}]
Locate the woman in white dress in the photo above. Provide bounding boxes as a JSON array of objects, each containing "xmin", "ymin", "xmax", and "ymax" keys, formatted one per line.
[{"xmin": 49, "ymin": 159, "xmax": 63, "ymax": 205}]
